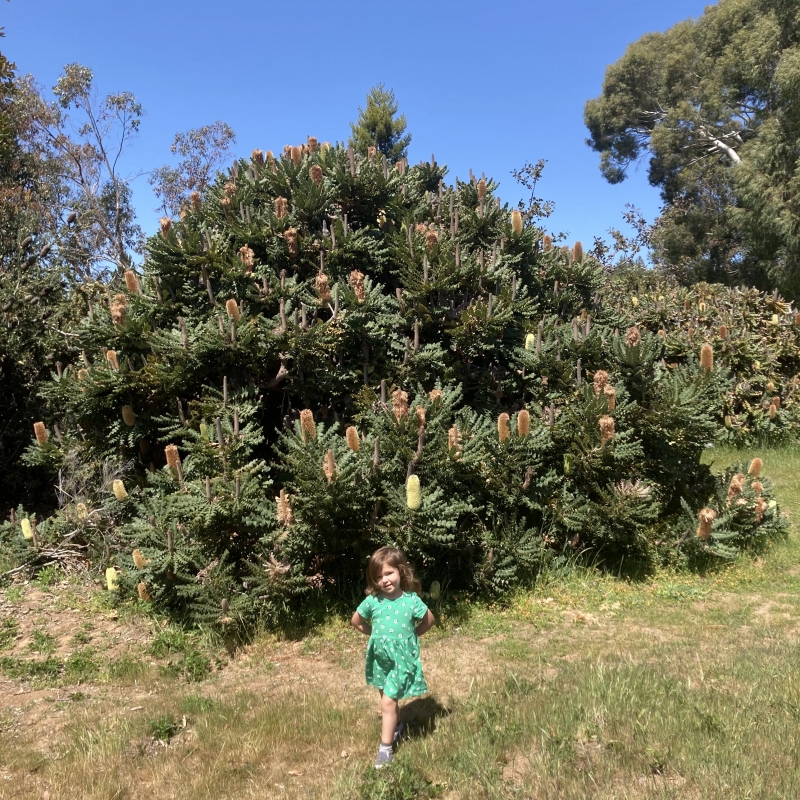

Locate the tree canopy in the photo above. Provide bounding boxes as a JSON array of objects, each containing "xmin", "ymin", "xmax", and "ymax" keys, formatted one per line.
[
  {"xmin": 349, "ymin": 84, "xmax": 411, "ymax": 163},
  {"xmin": 585, "ymin": 0, "xmax": 800, "ymax": 297}
]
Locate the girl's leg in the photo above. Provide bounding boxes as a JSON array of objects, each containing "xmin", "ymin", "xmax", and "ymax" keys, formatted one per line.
[{"xmin": 380, "ymin": 691, "xmax": 399, "ymax": 745}]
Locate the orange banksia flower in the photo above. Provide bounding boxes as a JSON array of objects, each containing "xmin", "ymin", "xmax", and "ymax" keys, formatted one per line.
[
  {"xmin": 719, "ymin": 324, "xmax": 728, "ymax": 339},
  {"xmin": 124, "ymin": 270, "xmax": 139, "ymax": 293},
  {"xmin": 251, "ymin": 148, "xmax": 265, "ymax": 165},
  {"xmin": 323, "ymin": 449, "xmax": 337, "ymax": 482},
  {"xmin": 132, "ymin": 549, "xmax": 147, "ymax": 569},
  {"xmin": 727, "ymin": 473, "xmax": 745, "ymax": 503},
  {"xmin": 542, "ymin": 235, "xmax": 553, "ymax": 251},
  {"xmin": 392, "ymin": 389, "xmax": 409, "ymax": 422},
  {"xmin": 346, "ymin": 426, "xmax": 360, "ymax": 452},
  {"xmin": 755, "ymin": 496, "xmax": 768, "ymax": 522},
  {"xmin": 159, "ymin": 217, "xmax": 172, "ymax": 237},
  {"xmin": 517, "ymin": 409, "xmax": 530, "ymax": 436},
  {"xmin": 425, "ymin": 229, "xmax": 439, "ymax": 252},
  {"xmin": 599, "ymin": 415, "xmax": 615, "ymax": 444},
  {"xmin": 700, "ymin": 344, "xmax": 714, "ymax": 372},
  {"xmin": 448, "ymin": 424, "xmax": 461, "ymax": 453},
  {"xmin": 110, "ymin": 293, "xmax": 127, "ymax": 326},
  {"xmin": 752, "ymin": 480, "xmax": 763, "ymax": 497},
  {"xmin": 625, "ymin": 326, "xmax": 640, "ymax": 347},
  {"xmin": 315, "ymin": 272, "xmax": 331, "ymax": 304},
  {"xmin": 697, "ymin": 507, "xmax": 716, "ymax": 540},
  {"xmin": 769, "ymin": 403, "xmax": 778, "ymax": 419},
  {"xmin": 137, "ymin": 582, "xmax": 151, "ymax": 601},
  {"xmin": 165, "ymin": 444, "xmax": 181, "ymax": 469},
  {"xmin": 310, "ymin": 164, "xmax": 323, "ymax": 185},
  {"xmin": 511, "ymin": 210, "xmax": 523, "ymax": 235},
  {"xmin": 415, "ymin": 406, "xmax": 426, "ymax": 431},
  {"xmin": 284, "ymin": 227, "xmax": 299, "ymax": 256},
  {"xmin": 604, "ymin": 385, "xmax": 616, "ymax": 412},
  {"xmin": 33, "ymin": 422, "xmax": 48, "ymax": 444},
  {"xmin": 274, "ymin": 196, "xmax": 289, "ymax": 219},
  {"xmin": 105, "ymin": 350, "xmax": 119, "ymax": 370},
  {"xmin": 429, "ymin": 389, "xmax": 442, "ymax": 404},
  {"xmin": 749, "ymin": 457, "xmax": 763, "ymax": 477},
  {"xmin": 349, "ymin": 269, "xmax": 366, "ymax": 303},
  {"xmin": 592, "ymin": 370, "xmax": 609, "ymax": 396},
  {"xmin": 477, "ymin": 178, "xmax": 486, "ymax": 199},
  {"xmin": 225, "ymin": 298, "xmax": 241, "ymax": 321},
  {"xmin": 190, "ymin": 191, "xmax": 202, "ymax": 209},
  {"xmin": 498, "ymin": 412, "xmax": 510, "ymax": 442},
  {"xmin": 307, "ymin": 136, "xmax": 318, "ymax": 152},
  {"xmin": 238, "ymin": 245, "xmax": 255, "ymax": 270},
  {"xmin": 572, "ymin": 241, "xmax": 583, "ymax": 261},
  {"xmin": 290, "ymin": 145, "xmax": 302, "ymax": 165},
  {"xmin": 276, "ymin": 488, "xmax": 293, "ymax": 526},
  {"xmin": 300, "ymin": 409, "xmax": 316, "ymax": 441}
]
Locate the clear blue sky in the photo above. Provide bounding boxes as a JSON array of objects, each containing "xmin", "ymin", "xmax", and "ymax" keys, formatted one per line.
[{"xmin": 3, "ymin": 0, "xmax": 711, "ymax": 251}]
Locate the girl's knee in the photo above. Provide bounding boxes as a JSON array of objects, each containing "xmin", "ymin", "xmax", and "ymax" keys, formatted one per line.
[{"xmin": 381, "ymin": 693, "xmax": 398, "ymax": 710}]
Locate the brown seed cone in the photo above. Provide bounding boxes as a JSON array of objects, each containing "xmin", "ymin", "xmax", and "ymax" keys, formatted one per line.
[
  {"xmin": 416, "ymin": 406, "xmax": 426, "ymax": 431},
  {"xmin": 517, "ymin": 409, "xmax": 530, "ymax": 437},
  {"xmin": 700, "ymin": 344, "xmax": 714, "ymax": 371},
  {"xmin": 599, "ymin": 415, "xmax": 615, "ymax": 444},
  {"xmin": 697, "ymin": 507, "xmax": 716, "ymax": 540},
  {"xmin": 106, "ymin": 350, "xmax": 119, "ymax": 370},
  {"xmin": 274, "ymin": 197, "xmax": 289, "ymax": 219},
  {"xmin": 251, "ymin": 148, "xmax": 265, "ymax": 165},
  {"xmin": 323, "ymin": 449, "xmax": 337, "ymax": 482},
  {"xmin": 284, "ymin": 227, "xmax": 299, "ymax": 256},
  {"xmin": 124, "ymin": 270, "xmax": 139, "ymax": 293},
  {"xmin": 542, "ymin": 235, "xmax": 553, "ymax": 251},
  {"xmin": 592, "ymin": 370, "xmax": 609, "ymax": 396},
  {"xmin": 33, "ymin": 421, "xmax": 48, "ymax": 444},
  {"xmin": 625, "ymin": 326, "xmax": 640, "ymax": 347},
  {"xmin": 299, "ymin": 409, "xmax": 316, "ymax": 441},
  {"xmin": 349, "ymin": 269, "xmax": 366, "ymax": 303},
  {"xmin": 511, "ymin": 210, "xmax": 523, "ymax": 235},
  {"xmin": 121, "ymin": 405, "xmax": 136, "ymax": 426},
  {"xmin": 572, "ymin": 241, "xmax": 583, "ymax": 261},
  {"xmin": 225, "ymin": 298, "xmax": 241, "ymax": 321},
  {"xmin": 310, "ymin": 164, "xmax": 323, "ymax": 185},
  {"xmin": 165, "ymin": 444, "xmax": 181, "ymax": 469},
  {"xmin": 425, "ymin": 229, "xmax": 439, "ymax": 252},
  {"xmin": 137, "ymin": 582, "xmax": 152, "ymax": 601},
  {"xmin": 159, "ymin": 217, "xmax": 172, "ymax": 237},
  {"xmin": 315, "ymin": 272, "xmax": 331, "ymax": 304},
  {"xmin": 498, "ymin": 412, "xmax": 511, "ymax": 442},
  {"xmin": 290, "ymin": 145, "xmax": 302, "ymax": 165},
  {"xmin": 346, "ymin": 426, "xmax": 360, "ymax": 452},
  {"xmin": 392, "ymin": 389, "xmax": 409, "ymax": 422},
  {"xmin": 238, "ymin": 245, "xmax": 255, "ymax": 270},
  {"xmin": 604, "ymin": 385, "xmax": 616, "ymax": 411},
  {"xmin": 111, "ymin": 293, "xmax": 127, "ymax": 326},
  {"xmin": 477, "ymin": 178, "xmax": 487, "ymax": 199}
]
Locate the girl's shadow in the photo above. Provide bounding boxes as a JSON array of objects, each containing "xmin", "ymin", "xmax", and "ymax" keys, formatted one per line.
[{"xmin": 399, "ymin": 696, "xmax": 450, "ymax": 741}]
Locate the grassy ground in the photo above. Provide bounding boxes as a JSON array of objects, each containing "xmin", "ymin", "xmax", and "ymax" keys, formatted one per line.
[{"xmin": 2, "ymin": 446, "xmax": 800, "ymax": 799}]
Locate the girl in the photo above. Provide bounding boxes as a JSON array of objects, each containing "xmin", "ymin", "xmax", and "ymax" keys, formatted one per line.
[{"xmin": 351, "ymin": 546, "xmax": 435, "ymax": 768}]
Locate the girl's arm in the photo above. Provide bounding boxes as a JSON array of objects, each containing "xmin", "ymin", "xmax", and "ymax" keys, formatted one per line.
[
  {"xmin": 415, "ymin": 609, "xmax": 435, "ymax": 637},
  {"xmin": 351, "ymin": 611, "xmax": 372, "ymax": 636}
]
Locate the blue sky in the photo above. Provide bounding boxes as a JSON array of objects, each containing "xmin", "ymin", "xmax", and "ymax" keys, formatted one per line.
[{"xmin": 3, "ymin": 0, "xmax": 711, "ymax": 250}]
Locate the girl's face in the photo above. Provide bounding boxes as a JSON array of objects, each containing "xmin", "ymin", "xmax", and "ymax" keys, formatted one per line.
[{"xmin": 376, "ymin": 563, "xmax": 402, "ymax": 596}]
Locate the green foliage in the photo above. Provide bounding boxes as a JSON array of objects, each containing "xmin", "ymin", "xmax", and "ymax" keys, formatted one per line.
[{"xmin": 349, "ymin": 84, "xmax": 411, "ymax": 164}]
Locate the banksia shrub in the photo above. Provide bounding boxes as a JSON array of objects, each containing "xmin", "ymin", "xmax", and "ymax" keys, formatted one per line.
[
  {"xmin": 165, "ymin": 444, "xmax": 181, "ymax": 470},
  {"xmin": 749, "ymin": 458, "xmax": 763, "ymax": 477},
  {"xmin": 132, "ymin": 548, "xmax": 146, "ymax": 569},
  {"xmin": 137, "ymin": 582, "xmax": 152, "ymax": 601},
  {"xmin": 110, "ymin": 293, "xmax": 127, "ymax": 326},
  {"xmin": 276, "ymin": 488, "xmax": 293, "ymax": 526},
  {"xmin": 517, "ymin": 409, "xmax": 530, "ymax": 436},
  {"xmin": 604, "ymin": 385, "xmax": 616, "ymax": 412},
  {"xmin": 697, "ymin": 507, "xmax": 716, "ymax": 540},
  {"xmin": 310, "ymin": 164, "xmax": 323, "ymax": 185},
  {"xmin": 112, "ymin": 479, "xmax": 128, "ymax": 501},
  {"xmin": 700, "ymin": 344, "xmax": 714, "ymax": 372},
  {"xmin": 477, "ymin": 178, "xmax": 487, "ymax": 199},
  {"xmin": 406, "ymin": 474, "xmax": 422, "ymax": 510},
  {"xmin": 105, "ymin": 567, "xmax": 119, "ymax": 591},
  {"xmin": 593, "ymin": 370, "xmax": 609, "ymax": 396},
  {"xmin": 425, "ymin": 229, "xmax": 439, "ymax": 252},
  {"xmin": 300, "ymin": 409, "xmax": 316, "ymax": 441},
  {"xmin": 511, "ymin": 210, "xmax": 523, "ymax": 235},
  {"xmin": 274, "ymin": 197, "xmax": 288, "ymax": 219},
  {"xmin": 315, "ymin": 272, "xmax": 331, "ymax": 304},
  {"xmin": 106, "ymin": 350, "xmax": 119, "ymax": 370},
  {"xmin": 284, "ymin": 228, "xmax": 299, "ymax": 257},
  {"xmin": 238, "ymin": 245, "xmax": 255, "ymax": 270},
  {"xmin": 159, "ymin": 217, "xmax": 172, "ymax": 237},
  {"xmin": 124, "ymin": 270, "xmax": 139, "ymax": 293},
  {"xmin": 121, "ymin": 405, "xmax": 136, "ymax": 426},
  {"xmin": 498, "ymin": 412, "xmax": 510, "ymax": 442},
  {"xmin": 573, "ymin": 241, "xmax": 583, "ymax": 261},
  {"xmin": 21, "ymin": 518, "xmax": 33, "ymax": 540},
  {"xmin": 599, "ymin": 415, "xmax": 615, "ymax": 444},
  {"xmin": 625, "ymin": 326, "xmax": 640, "ymax": 347},
  {"xmin": 392, "ymin": 389, "xmax": 409, "ymax": 422},
  {"xmin": 346, "ymin": 426, "xmax": 360, "ymax": 452},
  {"xmin": 33, "ymin": 422, "xmax": 48, "ymax": 444},
  {"xmin": 323, "ymin": 449, "xmax": 337, "ymax": 482},
  {"xmin": 225, "ymin": 298, "xmax": 241, "ymax": 321},
  {"xmin": 349, "ymin": 269, "xmax": 366, "ymax": 303}
]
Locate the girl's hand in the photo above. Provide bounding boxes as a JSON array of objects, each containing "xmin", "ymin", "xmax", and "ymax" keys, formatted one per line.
[
  {"xmin": 415, "ymin": 609, "xmax": 435, "ymax": 637},
  {"xmin": 351, "ymin": 611, "xmax": 372, "ymax": 636}
]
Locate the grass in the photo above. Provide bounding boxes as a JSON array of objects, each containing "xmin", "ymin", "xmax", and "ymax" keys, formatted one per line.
[{"xmin": 2, "ymin": 444, "xmax": 800, "ymax": 798}]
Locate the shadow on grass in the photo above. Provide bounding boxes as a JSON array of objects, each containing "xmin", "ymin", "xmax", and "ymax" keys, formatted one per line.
[{"xmin": 400, "ymin": 695, "xmax": 450, "ymax": 741}]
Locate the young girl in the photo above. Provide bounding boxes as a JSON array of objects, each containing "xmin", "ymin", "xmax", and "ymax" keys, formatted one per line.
[{"xmin": 351, "ymin": 547, "xmax": 435, "ymax": 768}]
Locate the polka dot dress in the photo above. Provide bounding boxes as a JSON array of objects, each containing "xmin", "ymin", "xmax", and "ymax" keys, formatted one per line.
[{"xmin": 356, "ymin": 592, "xmax": 429, "ymax": 700}]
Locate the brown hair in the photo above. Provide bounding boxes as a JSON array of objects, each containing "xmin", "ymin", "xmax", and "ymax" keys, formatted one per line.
[{"xmin": 365, "ymin": 547, "xmax": 421, "ymax": 595}]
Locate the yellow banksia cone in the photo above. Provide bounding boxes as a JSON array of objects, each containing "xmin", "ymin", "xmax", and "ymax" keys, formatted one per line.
[
  {"xmin": 498, "ymin": 412, "xmax": 511, "ymax": 442},
  {"xmin": 124, "ymin": 270, "xmax": 139, "ymax": 293},
  {"xmin": 137, "ymin": 582, "xmax": 151, "ymax": 601},
  {"xmin": 631, "ymin": 296, "xmax": 639, "ymax": 307},
  {"xmin": 346, "ymin": 426, "xmax": 360, "ymax": 452},
  {"xmin": 724, "ymin": 415, "xmax": 732, "ymax": 428},
  {"xmin": 392, "ymin": 389, "xmax": 409, "ymax": 422},
  {"xmin": 323, "ymin": 449, "xmax": 337, "ymax": 482},
  {"xmin": 511, "ymin": 210, "xmax": 523, "ymax": 235},
  {"xmin": 112, "ymin": 480, "xmax": 128, "ymax": 501},
  {"xmin": 21, "ymin": 518, "xmax": 33, "ymax": 540},
  {"xmin": 697, "ymin": 508, "xmax": 716, "ymax": 540},
  {"xmin": 525, "ymin": 333, "xmax": 536, "ymax": 351},
  {"xmin": 76, "ymin": 503, "xmax": 88, "ymax": 522},
  {"xmin": 225, "ymin": 298, "xmax": 241, "ymax": 321},
  {"xmin": 105, "ymin": 567, "xmax": 119, "ymax": 591},
  {"xmin": 599, "ymin": 415, "xmax": 615, "ymax": 444},
  {"xmin": 773, "ymin": 396, "xmax": 781, "ymax": 410},
  {"xmin": 33, "ymin": 422, "xmax": 48, "ymax": 444},
  {"xmin": 406, "ymin": 474, "xmax": 421, "ymax": 510},
  {"xmin": 122, "ymin": 405, "xmax": 136, "ymax": 426},
  {"xmin": 517, "ymin": 409, "xmax": 530, "ymax": 437},
  {"xmin": 700, "ymin": 344, "xmax": 713, "ymax": 372},
  {"xmin": 106, "ymin": 350, "xmax": 119, "ymax": 370},
  {"xmin": 604, "ymin": 385, "xmax": 616, "ymax": 411},
  {"xmin": 132, "ymin": 549, "xmax": 147, "ymax": 569},
  {"xmin": 300, "ymin": 409, "xmax": 316, "ymax": 441}
]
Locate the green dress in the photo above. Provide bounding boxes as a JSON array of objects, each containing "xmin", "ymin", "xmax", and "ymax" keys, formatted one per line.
[{"xmin": 356, "ymin": 592, "xmax": 429, "ymax": 700}]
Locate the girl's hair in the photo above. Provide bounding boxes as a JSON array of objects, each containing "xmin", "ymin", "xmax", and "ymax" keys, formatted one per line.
[{"xmin": 366, "ymin": 547, "xmax": 422, "ymax": 595}]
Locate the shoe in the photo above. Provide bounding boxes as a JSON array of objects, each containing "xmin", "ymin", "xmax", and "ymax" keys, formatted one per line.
[
  {"xmin": 392, "ymin": 722, "xmax": 406, "ymax": 744},
  {"xmin": 374, "ymin": 745, "xmax": 393, "ymax": 769}
]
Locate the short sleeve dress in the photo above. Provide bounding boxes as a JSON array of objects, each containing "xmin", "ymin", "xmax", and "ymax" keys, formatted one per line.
[{"xmin": 356, "ymin": 592, "xmax": 429, "ymax": 700}]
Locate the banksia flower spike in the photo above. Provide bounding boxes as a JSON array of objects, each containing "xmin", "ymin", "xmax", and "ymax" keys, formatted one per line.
[
  {"xmin": 225, "ymin": 298, "xmax": 241, "ymax": 321},
  {"xmin": 159, "ymin": 217, "xmax": 172, "ymax": 237},
  {"xmin": 430, "ymin": 581, "xmax": 441, "ymax": 600},
  {"xmin": 310, "ymin": 164, "xmax": 323, "ymax": 185},
  {"xmin": 727, "ymin": 473, "xmax": 745, "ymax": 503},
  {"xmin": 511, "ymin": 210, "xmax": 523, "ymax": 235},
  {"xmin": 274, "ymin": 197, "xmax": 288, "ymax": 219},
  {"xmin": 251, "ymin": 148, "xmax": 265, "ymax": 164},
  {"xmin": 477, "ymin": 178, "xmax": 487, "ymax": 199},
  {"xmin": 749, "ymin": 457, "xmax": 763, "ymax": 477},
  {"xmin": 33, "ymin": 422, "xmax": 48, "ymax": 444},
  {"xmin": 21, "ymin": 518, "xmax": 33, "ymax": 540},
  {"xmin": 543, "ymin": 235, "xmax": 553, "ymax": 251},
  {"xmin": 105, "ymin": 567, "xmax": 119, "ymax": 591},
  {"xmin": 416, "ymin": 406, "xmax": 426, "ymax": 431},
  {"xmin": 719, "ymin": 324, "xmax": 728, "ymax": 339},
  {"xmin": 78, "ymin": 368, "xmax": 88, "ymax": 381},
  {"xmin": 349, "ymin": 269, "xmax": 366, "ymax": 303},
  {"xmin": 498, "ymin": 412, "xmax": 511, "ymax": 442},
  {"xmin": 767, "ymin": 381, "xmax": 775, "ymax": 392},
  {"xmin": 165, "ymin": 444, "xmax": 181, "ymax": 470},
  {"xmin": 429, "ymin": 389, "xmax": 443, "ymax": 404},
  {"xmin": 238, "ymin": 245, "xmax": 255, "ymax": 270},
  {"xmin": 796, "ymin": 312, "xmax": 800, "ymax": 326},
  {"xmin": 121, "ymin": 405, "xmax": 136, "ymax": 426},
  {"xmin": 599, "ymin": 415, "xmax": 615, "ymax": 444},
  {"xmin": 657, "ymin": 329, "xmax": 666, "ymax": 338},
  {"xmin": 724, "ymin": 415, "xmax": 732, "ymax": 428},
  {"xmin": 132, "ymin": 549, "xmax": 147, "ymax": 569},
  {"xmin": 307, "ymin": 136, "xmax": 318, "ymax": 152},
  {"xmin": 572, "ymin": 241, "xmax": 583, "ymax": 261},
  {"xmin": 112, "ymin": 479, "xmax": 128, "ymax": 501},
  {"xmin": 323, "ymin": 449, "xmax": 337, "ymax": 482},
  {"xmin": 190, "ymin": 191, "xmax": 201, "ymax": 209},
  {"xmin": 124, "ymin": 270, "xmax": 139, "ymax": 293},
  {"xmin": 346, "ymin": 426, "xmax": 360, "ymax": 452},
  {"xmin": 448, "ymin": 424, "xmax": 461, "ymax": 454},
  {"xmin": 406, "ymin": 474, "xmax": 422, "ymax": 510},
  {"xmin": 525, "ymin": 333, "xmax": 536, "ymax": 351},
  {"xmin": 604, "ymin": 385, "xmax": 616, "ymax": 412},
  {"xmin": 392, "ymin": 389, "xmax": 409, "ymax": 422},
  {"xmin": 284, "ymin": 227, "xmax": 299, "ymax": 257},
  {"xmin": 517, "ymin": 409, "xmax": 530, "ymax": 437},
  {"xmin": 684, "ymin": 298, "xmax": 691, "ymax": 311},
  {"xmin": 220, "ymin": 196, "xmax": 232, "ymax": 210},
  {"xmin": 224, "ymin": 181, "xmax": 236, "ymax": 196},
  {"xmin": 315, "ymin": 272, "xmax": 331, "ymax": 304},
  {"xmin": 592, "ymin": 370, "xmax": 609, "ymax": 396},
  {"xmin": 773, "ymin": 396, "xmax": 781, "ymax": 410},
  {"xmin": 625, "ymin": 326, "xmax": 640, "ymax": 347},
  {"xmin": 290, "ymin": 145, "xmax": 302, "ymax": 165},
  {"xmin": 137, "ymin": 582, "xmax": 152, "ymax": 601},
  {"xmin": 276, "ymin": 489, "xmax": 293, "ymax": 526},
  {"xmin": 752, "ymin": 481, "xmax": 763, "ymax": 497},
  {"xmin": 769, "ymin": 403, "xmax": 777, "ymax": 420},
  {"xmin": 300, "ymin": 409, "xmax": 316, "ymax": 441},
  {"xmin": 367, "ymin": 146, "xmax": 377, "ymax": 161},
  {"xmin": 106, "ymin": 350, "xmax": 119, "ymax": 370},
  {"xmin": 700, "ymin": 343, "xmax": 714, "ymax": 372},
  {"xmin": 697, "ymin": 507, "xmax": 716, "ymax": 540},
  {"xmin": 76, "ymin": 503, "xmax": 88, "ymax": 522},
  {"xmin": 110, "ymin": 293, "xmax": 127, "ymax": 325},
  {"xmin": 425, "ymin": 229, "xmax": 439, "ymax": 252},
  {"xmin": 755, "ymin": 496, "xmax": 768, "ymax": 522}
]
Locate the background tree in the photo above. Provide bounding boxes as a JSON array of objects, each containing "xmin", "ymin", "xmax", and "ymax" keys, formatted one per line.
[
  {"xmin": 349, "ymin": 84, "xmax": 411, "ymax": 163},
  {"xmin": 584, "ymin": 0, "xmax": 800, "ymax": 297},
  {"xmin": 149, "ymin": 121, "xmax": 236, "ymax": 218}
]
